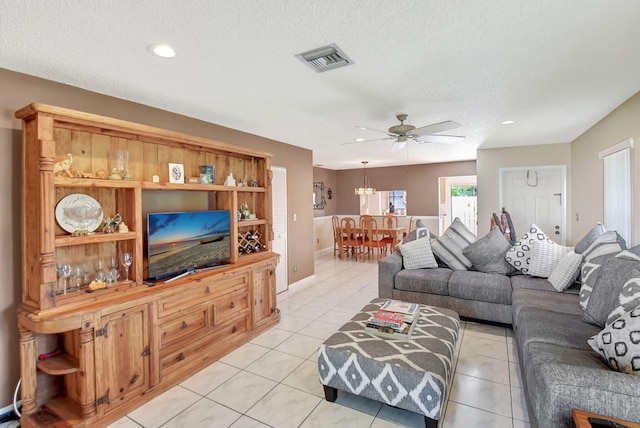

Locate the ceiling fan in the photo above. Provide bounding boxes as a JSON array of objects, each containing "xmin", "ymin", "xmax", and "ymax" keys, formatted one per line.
[{"xmin": 343, "ymin": 113, "xmax": 464, "ymax": 151}]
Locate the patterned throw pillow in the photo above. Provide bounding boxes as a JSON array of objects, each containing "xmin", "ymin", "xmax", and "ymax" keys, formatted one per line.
[
  {"xmin": 606, "ymin": 250, "xmax": 640, "ymax": 325},
  {"xmin": 505, "ymin": 224, "xmax": 554, "ymax": 275},
  {"xmin": 548, "ymin": 251, "xmax": 583, "ymax": 292},
  {"xmin": 588, "ymin": 304, "xmax": 640, "ymax": 376},
  {"xmin": 462, "ymin": 227, "xmax": 515, "ymax": 275},
  {"xmin": 578, "ymin": 232, "xmax": 627, "ymax": 310},
  {"xmin": 396, "ymin": 232, "xmax": 438, "ymax": 270},
  {"xmin": 528, "ymin": 240, "xmax": 573, "ymax": 278},
  {"xmin": 430, "ymin": 217, "xmax": 477, "ymax": 271}
]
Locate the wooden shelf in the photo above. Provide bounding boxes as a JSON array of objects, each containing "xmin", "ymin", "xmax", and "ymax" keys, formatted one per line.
[
  {"xmin": 237, "ymin": 219, "xmax": 267, "ymax": 227},
  {"xmin": 37, "ymin": 353, "xmax": 79, "ymax": 375},
  {"xmin": 55, "ymin": 177, "xmax": 139, "ymax": 189},
  {"xmin": 55, "ymin": 231, "xmax": 137, "ymax": 247}
]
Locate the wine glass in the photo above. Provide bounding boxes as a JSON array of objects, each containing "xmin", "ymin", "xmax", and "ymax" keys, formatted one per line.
[
  {"xmin": 122, "ymin": 252, "xmax": 133, "ymax": 282},
  {"xmin": 60, "ymin": 263, "xmax": 72, "ymax": 295}
]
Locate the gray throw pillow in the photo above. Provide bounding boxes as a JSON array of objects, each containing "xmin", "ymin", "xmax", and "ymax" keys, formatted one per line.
[
  {"xmin": 588, "ymin": 304, "xmax": 640, "ymax": 376},
  {"xmin": 462, "ymin": 227, "xmax": 515, "ymax": 275},
  {"xmin": 585, "ymin": 250, "xmax": 640, "ymax": 327},
  {"xmin": 575, "ymin": 222, "xmax": 606, "ymax": 254},
  {"xmin": 578, "ymin": 231, "xmax": 627, "ymax": 310},
  {"xmin": 548, "ymin": 251, "xmax": 583, "ymax": 292},
  {"xmin": 400, "ymin": 227, "xmax": 429, "ymax": 245},
  {"xmin": 606, "ymin": 247, "xmax": 640, "ymax": 325},
  {"xmin": 430, "ymin": 217, "xmax": 477, "ymax": 271},
  {"xmin": 528, "ymin": 240, "xmax": 573, "ymax": 278}
]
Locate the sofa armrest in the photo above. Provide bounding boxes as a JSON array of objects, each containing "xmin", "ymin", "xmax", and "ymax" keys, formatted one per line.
[{"xmin": 379, "ymin": 253, "xmax": 403, "ymax": 298}]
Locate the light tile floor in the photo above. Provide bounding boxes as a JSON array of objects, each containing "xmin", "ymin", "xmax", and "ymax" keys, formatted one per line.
[{"xmin": 109, "ymin": 250, "xmax": 531, "ymax": 428}]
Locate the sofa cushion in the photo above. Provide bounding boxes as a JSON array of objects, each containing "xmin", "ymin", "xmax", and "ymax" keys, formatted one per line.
[
  {"xmin": 512, "ymin": 289, "xmax": 582, "ymax": 327},
  {"xmin": 510, "ymin": 274, "xmax": 556, "ymax": 293},
  {"xmin": 430, "ymin": 217, "xmax": 476, "ymax": 271},
  {"xmin": 588, "ymin": 304, "xmax": 640, "ymax": 376},
  {"xmin": 516, "ymin": 306, "xmax": 601, "ymax": 351},
  {"xmin": 575, "ymin": 222, "xmax": 606, "ymax": 254},
  {"xmin": 548, "ymin": 251, "xmax": 583, "ymax": 292},
  {"xmin": 528, "ymin": 240, "xmax": 572, "ymax": 278},
  {"xmin": 520, "ymin": 341, "xmax": 640, "ymax": 428},
  {"xmin": 394, "ymin": 268, "xmax": 452, "ymax": 296},
  {"xmin": 448, "ymin": 270, "xmax": 512, "ymax": 305},
  {"xmin": 395, "ymin": 231, "xmax": 437, "ymax": 269},
  {"xmin": 606, "ymin": 247, "xmax": 640, "ymax": 325},
  {"xmin": 462, "ymin": 227, "xmax": 515, "ymax": 275},
  {"xmin": 585, "ymin": 249, "xmax": 640, "ymax": 327},
  {"xmin": 505, "ymin": 223, "xmax": 555, "ymax": 275}
]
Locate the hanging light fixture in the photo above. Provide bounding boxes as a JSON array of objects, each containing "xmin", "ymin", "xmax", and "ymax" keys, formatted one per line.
[{"xmin": 355, "ymin": 161, "xmax": 376, "ymax": 195}]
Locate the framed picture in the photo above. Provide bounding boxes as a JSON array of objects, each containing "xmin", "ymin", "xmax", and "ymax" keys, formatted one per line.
[{"xmin": 168, "ymin": 163, "xmax": 185, "ymax": 184}]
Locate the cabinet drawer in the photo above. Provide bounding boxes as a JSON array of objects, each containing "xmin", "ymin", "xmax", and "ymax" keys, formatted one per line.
[
  {"xmin": 159, "ymin": 316, "xmax": 249, "ymax": 381},
  {"xmin": 159, "ymin": 307, "xmax": 209, "ymax": 349},
  {"xmin": 158, "ymin": 272, "xmax": 249, "ymax": 318},
  {"xmin": 214, "ymin": 289, "xmax": 249, "ymax": 325}
]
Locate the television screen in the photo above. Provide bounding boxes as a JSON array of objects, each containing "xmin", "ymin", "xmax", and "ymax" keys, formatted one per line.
[{"xmin": 147, "ymin": 210, "xmax": 231, "ymax": 280}]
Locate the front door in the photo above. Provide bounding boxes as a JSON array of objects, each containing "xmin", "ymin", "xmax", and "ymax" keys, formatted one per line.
[{"xmin": 500, "ymin": 166, "xmax": 566, "ymax": 244}]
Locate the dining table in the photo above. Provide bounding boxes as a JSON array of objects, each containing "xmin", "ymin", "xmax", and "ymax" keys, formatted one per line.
[{"xmin": 335, "ymin": 225, "xmax": 406, "ymax": 259}]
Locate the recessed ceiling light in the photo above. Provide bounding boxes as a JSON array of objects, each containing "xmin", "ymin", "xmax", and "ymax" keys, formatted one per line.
[
  {"xmin": 501, "ymin": 120, "xmax": 515, "ymax": 125},
  {"xmin": 357, "ymin": 126, "xmax": 367, "ymax": 130},
  {"xmin": 149, "ymin": 44, "xmax": 176, "ymax": 58},
  {"xmin": 355, "ymin": 138, "xmax": 365, "ymax": 142}
]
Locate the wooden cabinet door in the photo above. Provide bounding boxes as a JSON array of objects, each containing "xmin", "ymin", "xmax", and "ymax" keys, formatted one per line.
[
  {"xmin": 252, "ymin": 262, "xmax": 276, "ymax": 328},
  {"xmin": 95, "ymin": 304, "xmax": 151, "ymax": 417}
]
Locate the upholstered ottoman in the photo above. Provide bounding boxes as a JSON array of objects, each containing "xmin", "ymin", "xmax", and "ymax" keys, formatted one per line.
[{"xmin": 317, "ymin": 298, "xmax": 459, "ymax": 428}]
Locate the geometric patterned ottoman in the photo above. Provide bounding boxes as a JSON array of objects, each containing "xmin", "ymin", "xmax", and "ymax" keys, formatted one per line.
[{"xmin": 317, "ymin": 298, "xmax": 459, "ymax": 428}]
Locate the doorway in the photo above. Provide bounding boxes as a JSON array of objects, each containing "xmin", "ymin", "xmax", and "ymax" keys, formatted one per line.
[
  {"xmin": 438, "ymin": 175, "xmax": 477, "ymax": 235},
  {"xmin": 271, "ymin": 166, "xmax": 288, "ymax": 294},
  {"xmin": 500, "ymin": 166, "xmax": 566, "ymax": 245}
]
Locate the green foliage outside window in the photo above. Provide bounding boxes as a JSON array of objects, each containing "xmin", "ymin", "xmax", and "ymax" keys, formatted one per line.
[{"xmin": 450, "ymin": 185, "xmax": 477, "ymax": 197}]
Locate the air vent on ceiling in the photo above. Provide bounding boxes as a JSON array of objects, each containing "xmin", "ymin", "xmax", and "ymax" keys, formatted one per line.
[{"xmin": 295, "ymin": 43, "xmax": 354, "ymax": 73}]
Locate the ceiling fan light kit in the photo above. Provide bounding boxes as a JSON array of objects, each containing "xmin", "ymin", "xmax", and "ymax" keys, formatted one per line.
[{"xmin": 355, "ymin": 161, "xmax": 376, "ymax": 196}]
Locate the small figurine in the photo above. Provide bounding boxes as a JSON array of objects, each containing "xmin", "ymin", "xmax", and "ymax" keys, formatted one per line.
[
  {"xmin": 102, "ymin": 214, "xmax": 122, "ymax": 234},
  {"xmin": 95, "ymin": 170, "xmax": 107, "ymax": 179},
  {"xmin": 240, "ymin": 202, "xmax": 251, "ymax": 219},
  {"xmin": 53, "ymin": 153, "xmax": 74, "ymax": 177},
  {"xmin": 224, "ymin": 173, "xmax": 236, "ymax": 186},
  {"xmin": 152, "ymin": 174, "xmax": 160, "ymax": 183},
  {"xmin": 123, "ymin": 170, "xmax": 133, "ymax": 181},
  {"xmin": 251, "ymin": 179, "xmax": 259, "ymax": 187},
  {"xmin": 108, "ymin": 168, "xmax": 122, "ymax": 180},
  {"xmin": 118, "ymin": 222, "xmax": 129, "ymax": 233}
]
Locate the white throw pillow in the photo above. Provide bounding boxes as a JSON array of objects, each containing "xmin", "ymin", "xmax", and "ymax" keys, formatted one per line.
[
  {"xmin": 505, "ymin": 224, "xmax": 554, "ymax": 275},
  {"xmin": 528, "ymin": 240, "xmax": 573, "ymax": 278},
  {"xmin": 397, "ymin": 233, "xmax": 437, "ymax": 270},
  {"xmin": 588, "ymin": 304, "xmax": 640, "ymax": 376},
  {"xmin": 547, "ymin": 251, "xmax": 583, "ymax": 292}
]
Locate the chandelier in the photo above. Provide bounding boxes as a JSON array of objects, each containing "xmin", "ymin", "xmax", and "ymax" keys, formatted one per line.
[{"xmin": 355, "ymin": 161, "xmax": 376, "ymax": 195}]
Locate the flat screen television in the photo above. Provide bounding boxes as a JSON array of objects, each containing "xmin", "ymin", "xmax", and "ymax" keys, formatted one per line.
[{"xmin": 146, "ymin": 210, "xmax": 231, "ymax": 281}]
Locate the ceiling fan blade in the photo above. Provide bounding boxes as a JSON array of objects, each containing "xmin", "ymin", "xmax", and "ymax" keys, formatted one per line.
[
  {"xmin": 414, "ymin": 134, "xmax": 466, "ymax": 144},
  {"xmin": 411, "ymin": 120, "xmax": 462, "ymax": 136},
  {"xmin": 356, "ymin": 125, "xmax": 391, "ymax": 135},
  {"xmin": 340, "ymin": 136, "xmax": 393, "ymax": 145}
]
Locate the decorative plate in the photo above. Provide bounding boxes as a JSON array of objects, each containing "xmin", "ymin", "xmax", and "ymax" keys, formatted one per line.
[{"xmin": 55, "ymin": 194, "xmax": 104, "ymax": 234}]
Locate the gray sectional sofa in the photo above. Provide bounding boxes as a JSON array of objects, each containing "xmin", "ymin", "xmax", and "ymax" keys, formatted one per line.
[{"xmin": 379, "ymin": 247, "xmax": 640, "ymax": 427}]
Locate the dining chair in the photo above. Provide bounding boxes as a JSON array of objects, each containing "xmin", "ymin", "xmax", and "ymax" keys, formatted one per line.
[
  {"xmin": 360, "ymin": 216, "xmax": 386, "ymax": 261},
  {"xmin": 331, "ymin": 215, "xmax": 342, "ymax": 257},
  {"xmin": 405, "ymin": 216, "xmax": 415, "ymax": 238},
  {"xmin": 340, "ymin": 217, "xmax": 362, "ymax": 260},
  {"xmin": 380, "ymin": 214, "xmax": 399, "ymax": 253}
]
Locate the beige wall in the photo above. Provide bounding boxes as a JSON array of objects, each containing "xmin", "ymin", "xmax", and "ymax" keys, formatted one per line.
[
  {"xmin": 312, "ymin": 167, "xmax": 337, "ymax": 217},
  {"xmin": 335, "ymin": 161, "xmax": 477, "ymax": 216},
  {"xmin": 0, "ymin": 68, "xmax": 314, "ymax": 407},
  {"xmin": 476, "ymin": 143, "xmax": 572, "ymax": 239},
  {"xmin": 571, "ymin": 91, "xmax": 640, "ymax": 246}
]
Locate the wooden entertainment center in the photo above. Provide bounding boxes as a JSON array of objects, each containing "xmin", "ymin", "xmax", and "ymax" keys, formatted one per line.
[{"xmin": 15, "ymin": 103, "xmax": 280, "ymax": 427}]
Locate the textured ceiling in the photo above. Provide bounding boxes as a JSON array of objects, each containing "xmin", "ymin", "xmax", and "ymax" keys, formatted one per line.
[{"xmin": 1, "ymin": 1, "xmax": 639, "ymax": 169}]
